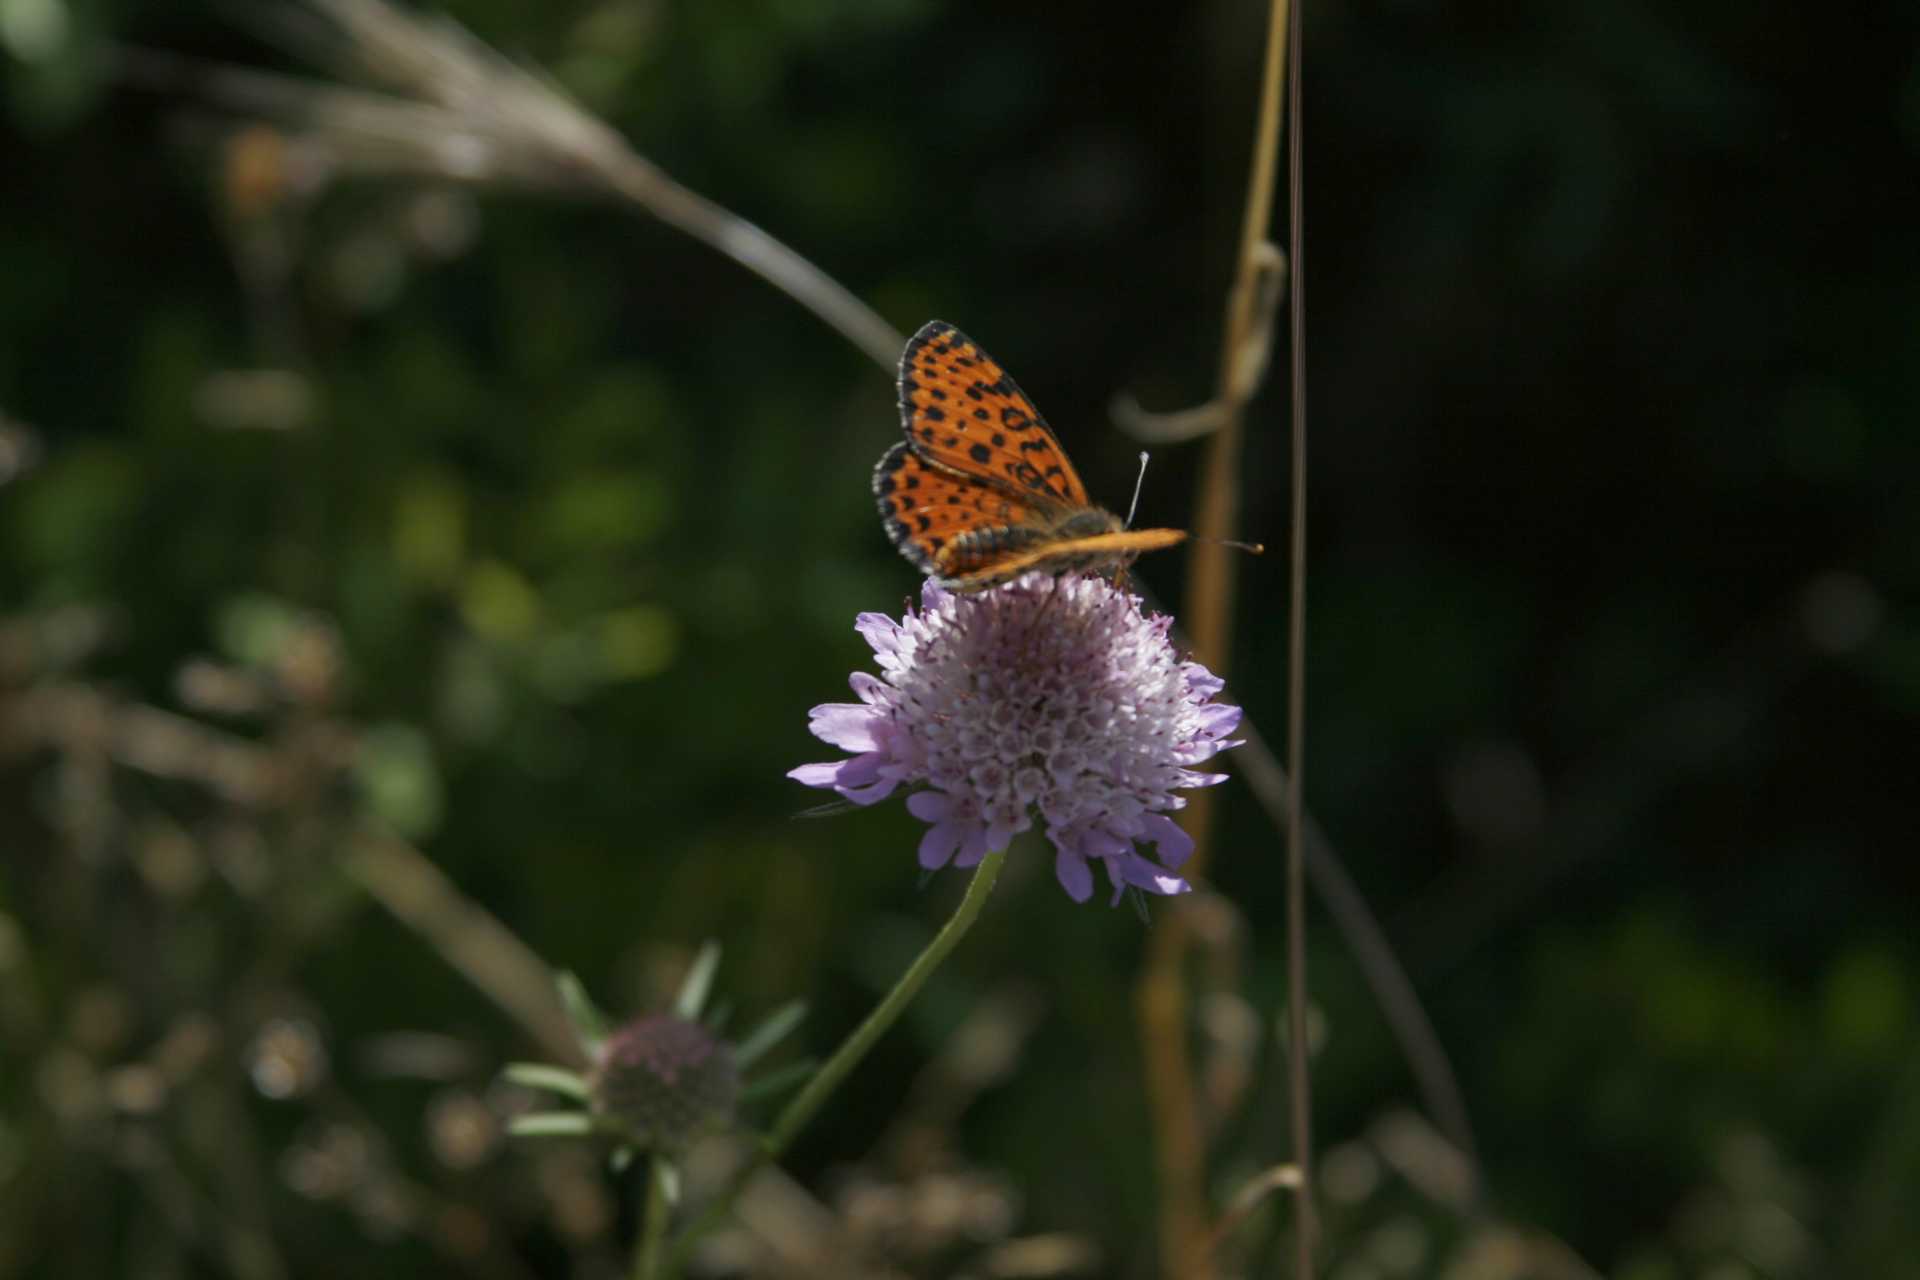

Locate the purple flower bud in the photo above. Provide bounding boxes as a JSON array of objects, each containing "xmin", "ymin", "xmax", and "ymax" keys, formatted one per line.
[{"xmin": 587, "ymin": 1015, "xmax": 739, "ymax": 1149}]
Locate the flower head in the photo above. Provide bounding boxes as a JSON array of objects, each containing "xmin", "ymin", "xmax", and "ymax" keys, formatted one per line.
[
  {"xmin": 790, "ymin": 573, "xmax": 1242, "ymax": 904},
  {"xmin": 504, "ymin": 954, "xmax": 807, "ymax": 1156},
  {"xmin": 587, "ymin": 1014, "xmax": 740, "ymax": 1151}
]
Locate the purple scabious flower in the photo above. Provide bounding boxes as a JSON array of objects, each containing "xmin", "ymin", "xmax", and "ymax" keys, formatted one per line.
[{"xmin": 789, "ymin": 573, "xmax": 1243, "ymax": 905}]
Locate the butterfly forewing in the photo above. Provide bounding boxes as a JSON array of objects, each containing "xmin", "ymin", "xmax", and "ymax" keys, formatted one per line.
[
  {"xmin": 878, "ymin": 320, "xmax": 1191, "ymax": 589},
  {"xmin": 897, "ymin": 321, "xmax": 1091, "ymax": 510}
]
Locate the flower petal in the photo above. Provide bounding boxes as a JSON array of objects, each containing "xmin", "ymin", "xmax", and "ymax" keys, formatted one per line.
[
  {"xmin": 807, "ymin": 703, "xmax": 881, "ymax": 752},
  {"xmin": 840, "ymin": 775, "xmax": 901, "ymax": 805},
  {"xmin": 917, "ymin": 822, "xmax": 962, "ymax": 870},
  {"xmin": 906, "ymin": 790, "xmax": 952, "ymax": 822},
  {"xmin": 832, "ymin": 753, "xmax": 901, "ymax": 805},
  {"xmin": 984, "ymin": 810, "xmax": 1031, "ymax": 853},
  {"xmin": 954, "ymin": 824, "xmax": 990, "ymax": 868},
  {"xmin": 1106, "ymin": 852, "xmax": 1192, "ymax": 904},
  {"xmin": 787, "ymin": 761, "xmax": 847, "ymax": 789},
  {"xmin": 1054, "ymin": 848, "xmax": 1094, "ymax": 902},
  {"xmin": 1194, "ymin": 702, "xmax": 1244, "ymax": 738},
  {"xmin": 854, "ymin": 612, "xmax": 902, "ymax": 656},
  {"xmin": 1182, "ymin": 666, "xmax": 1226, "ymax": 700},
  {"xmin": 1139, "ymin": 813, "xmax": 1196, "ymax": 870}
]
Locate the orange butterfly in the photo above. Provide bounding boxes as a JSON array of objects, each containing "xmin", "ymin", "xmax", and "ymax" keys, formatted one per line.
[{"xmin": 873, "ymin": 320, "xmax": 1188, "ymax": 590}]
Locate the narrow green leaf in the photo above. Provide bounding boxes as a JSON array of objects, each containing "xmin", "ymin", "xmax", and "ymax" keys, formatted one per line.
[
  {"xmin": 740, "ymin": 1058, "xmax": 816, "ymax": 1104},
  {"xmin": 556, "ymin": 971, "xmax": 610, "ymax": 1051},
  {"xmin": 735, "ymin": 1001, "xmax": 807, "ymax": 1068},
  {"xmin": 508, "ymin": 1112, "xmax": 594, "ymax": 1138},
  {"xmin": 655, "ymin": 1158, "xmax": 681, "ymax": 1206},
  {"xmin": 502, "ymin": 1063, "xmax": 590, "ymax": 1100},
  {"xmin": 674, "ymin": 941, "xmax": 722, "ymax": 1020}
]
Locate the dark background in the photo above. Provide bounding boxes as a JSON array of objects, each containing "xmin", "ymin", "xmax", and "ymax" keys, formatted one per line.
[{"xmin": 3, "ymin": 0, "xmax": 1917, "ymax": 1276}]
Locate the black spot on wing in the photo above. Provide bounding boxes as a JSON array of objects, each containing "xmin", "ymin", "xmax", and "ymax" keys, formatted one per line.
[
  {"xmin": 897, "ymin": 320, "xmax": 960, "ymax": 438},
  {"xmin": 872, "ymin": 441, "xmax": 909, "ymax": 496},
  {"xmin": 874, "ymin": 443, "xmax": 936, "ymax": 572}
]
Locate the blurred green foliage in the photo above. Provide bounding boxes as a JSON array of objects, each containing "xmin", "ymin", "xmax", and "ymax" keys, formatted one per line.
[{"xmin": 3, "ymin": 0, "xmax": 1919, "ymax": 1276}]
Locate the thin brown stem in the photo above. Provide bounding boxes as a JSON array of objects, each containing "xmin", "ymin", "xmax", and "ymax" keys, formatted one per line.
[
  {"xmin": 1141, "ymin": 0, "xmax": 1291, "ymax": 1275},
  {"xmin": 1281, "ymin": 0, "xmax": 1315, "ymax": 1268},
  {"xmin": 130, "ymin": 0, "xmax": 906, "ymax": 373}
]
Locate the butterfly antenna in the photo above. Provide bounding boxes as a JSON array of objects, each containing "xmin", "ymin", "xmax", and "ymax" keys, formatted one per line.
[
  {"xmin": 1126, "ymin": 451, "xmax": 1151, "ymax": 528},
  {"xmin": 1198, "ymin": 536, "xmax": 1267, "ymax": 555}
]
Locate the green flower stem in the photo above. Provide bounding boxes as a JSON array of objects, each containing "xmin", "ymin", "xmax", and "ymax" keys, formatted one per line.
[
  {"xmin": 663, "ymin": 849, "xmax": 1007, "ymax": 1274},
  {"xmin": 634, "ymin": 1156, "xmax": 671, "ymax": 1280}
]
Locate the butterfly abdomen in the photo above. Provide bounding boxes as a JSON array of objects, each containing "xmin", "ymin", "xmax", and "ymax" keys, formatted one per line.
[
  {"xmin": 936, "ymin": 525, "xmax": 1056, "ymax": 578},
  {"xmin": 1048, "ymin": 509, "xmax": 1126, "ymax": 542}
]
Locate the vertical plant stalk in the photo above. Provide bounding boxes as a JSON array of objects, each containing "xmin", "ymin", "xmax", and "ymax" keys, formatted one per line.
[
  {"xmin": 1140, "ymin": 0, "xmax": 1290, "ymax": 1276},
  {"xmin": 634, "ymin": 1157, "xmax": 671, "ymax": 1280},
  {"xmin": 663, "ymin": 849, "xmax": 1008, "ymax": 1274},
  {"xmin": 1282, "ymin": 0, "xmax": 1317, "ymax": 1267}
]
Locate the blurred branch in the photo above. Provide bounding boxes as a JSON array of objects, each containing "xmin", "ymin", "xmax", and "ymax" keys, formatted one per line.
[
  {"xmin": 4, "ymin": 679, "xmax": 582, "ymax": 1065},
  {"xmin": 0, "ymin": 411, "xmax": 43, "ymax": 487},
  {"xmin": 1203, "ymin": 1163, "xmax": 1301, "ymax": 1259},
  {"xmin": 873, "ymin": 984, "xmax": 1046, "ymax": 1174},
  {"xmin": 121, "ymin": 0, "xmax": 904, "ymax": 369},
  {"xmin": 3, "ymin": 682, "xmax": 288, "ymax": 806},
  {"xmin": 1112, "ymin": 243, "xmax": 1285, "ymax": 444},
  {"xmin": 345, "ymin": 828, "xmax": 583, "ymax": 1066}
]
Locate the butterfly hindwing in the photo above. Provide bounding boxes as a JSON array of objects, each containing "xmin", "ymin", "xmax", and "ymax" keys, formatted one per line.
[
  {"xmin": 872, "ymin": 442, "xmax": 1050, "ymax": 577},
  {"xmin": 897, "ymin": 321, "xmax": 1090, "ymax": 510}
]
